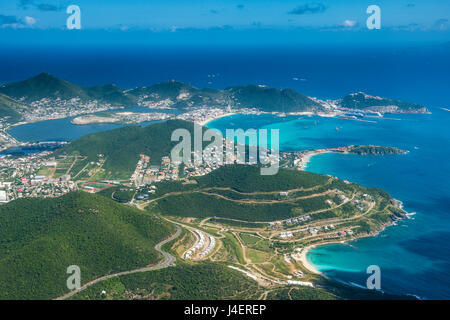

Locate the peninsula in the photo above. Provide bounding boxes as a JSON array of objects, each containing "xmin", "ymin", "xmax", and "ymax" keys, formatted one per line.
[{"xmin": 281, "ymin": 145, "xmax": 408, "ymax": 170}]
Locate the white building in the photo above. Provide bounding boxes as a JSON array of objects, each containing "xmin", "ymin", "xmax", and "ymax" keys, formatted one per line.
[{"xmin": 0, "ymin": 190, "xmax": 8, "ymax": 203}]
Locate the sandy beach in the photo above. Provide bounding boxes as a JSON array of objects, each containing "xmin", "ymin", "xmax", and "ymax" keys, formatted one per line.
[
  {"xmin": 298, "ymin": 241, "xmax": 347, "ymax": 276},
  {"xmin": 298, "ymin": 150, "xmax": 326, "ymax": 170},
  {"xmin": 200, "ymin": 112, "xmax": 236, "ymax": 126},
  {"xmin": 298, "ymin": 245, "xmax": 323, "ymax": 275}
]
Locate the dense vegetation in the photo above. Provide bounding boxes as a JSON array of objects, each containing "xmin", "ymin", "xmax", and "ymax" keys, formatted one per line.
[
  {"xmin": 266, "ymin": 287, "xmax": 337, "ymax": 300},
  {"xmin": 71, "ymin": 262, "xmax": 262, "ymax": 300},
  {"xmin": 146, "ymin": 164, "xmax": 398, "ymax": 224},
  {"xmin": 0, "ymin": 93, "xmax": 26, "ymax": 123},
  {"xmin": 0, "ymin": 73, "xmax": 135, "ymax": 106},
  {"xmin": 225, "ymin": 85, "xmax": 325, "ymax": 113},
  {"xmin": 195, "ymin": 165, "xmax": 330, "ymax": 192},
  {"xmin": 0, "ymin": 192, "xmax": 174, "ymax": 299},
  {"xmin": 1, "ymin": 74, "xmax": 326, "ymax": 112},
  {"xmin": 0, "ymin": 73, "xmax": 91, "ymax": 103},
  {"xmin": 69, "ymin": 261, "xmax": 412, "ymax": 300},
  {"xmin": 150, "ymin": 192, "xmax": 299, "ymax": 221}
]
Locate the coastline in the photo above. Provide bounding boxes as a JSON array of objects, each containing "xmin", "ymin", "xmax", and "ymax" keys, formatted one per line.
[
  {"xmin": 298, "ymin": 150, "xmax": 327, "ymax": 170},
  {"xmin": 299, "ymin": 240, "xmax": 349, "ymax": 276},
  {"xmin": 298, "ymin": 244, "xmax": 322, "ymax": 275},
  {"xmin": 200, "ymin": 112, "xmax": 237, "ymax": 127},
  {"xmin": 299, "ymin": 215, "xmax": 405, "ymax": 279}
]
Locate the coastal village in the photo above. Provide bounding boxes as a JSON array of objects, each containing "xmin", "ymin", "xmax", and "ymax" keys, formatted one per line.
[{"xmin": 0, "ymin": 106, "xmax": 404, "ymax": 204}]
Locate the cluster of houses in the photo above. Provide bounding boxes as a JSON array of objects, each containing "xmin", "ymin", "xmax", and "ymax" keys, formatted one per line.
[
  {"xmin": 131, "ymin": 154, "xmax": 181, "ymax": 187},
  {"xmin": 293, "ymin": 270, "xmax": 304, "ymax": 278},
  {"xmin": 184, "ymin": 229, "xmax": 216, "ymax": 260},
  {"xmin": 24, "ymin": 97, "xmax": 116, "ymax": 123},
  {"xmin": 308, "ymin": 227, "xmax": 319, "ymax": 235},
  {"xmin": 269, "ymin": 215, "xmax": 313, "ymax": 231},
  {"xmin": 285, "ymin": 215, "xmax": 311, "ymax": 226},
  {"xmin": 279, "ymin": 232, "xmax": 293, "ymax": 239},
  {"xmin": 337, "ymin": 230, "xmax": 354, "ymax": 237},
  {"xmin": 287, "ymin": 280, "xmax": 314, "ymax": 287},
  {"xmin": 199, "ymin": 235, "xmax": 216, "ymax": 258},
  {"xmin": 176, "ymin": 107, "xmax": 231, "ymax": 125}
]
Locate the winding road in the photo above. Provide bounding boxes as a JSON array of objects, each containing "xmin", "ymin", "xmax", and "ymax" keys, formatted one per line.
[{"xmin": 55, "ymin": 226, "xmax": 181, "ymax": 300}]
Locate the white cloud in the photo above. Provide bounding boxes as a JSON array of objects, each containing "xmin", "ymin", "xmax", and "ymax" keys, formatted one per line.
[
  {"xmin": 24, "ymin": 16, "xmax": 37, "ymax": 26},
  {"xmin": 342, "ymin": 20, "xmax": 357, "ymax": 28}
]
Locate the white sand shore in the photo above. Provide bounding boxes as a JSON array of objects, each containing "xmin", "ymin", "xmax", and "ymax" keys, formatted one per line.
[
  {"xmin": 298, "ymin": 150, "xmax": 327, "ymax": 170},
  {"xmin": 299, "ymin": 240, "xmax": 348, "ymax": 276},
  {"xmin": 199, "ymin": 112, "xmax": 237, "ymax": 126},
  {"xmin": 299, "ymin": 245, "xmax": 322, "ymax": 275}
]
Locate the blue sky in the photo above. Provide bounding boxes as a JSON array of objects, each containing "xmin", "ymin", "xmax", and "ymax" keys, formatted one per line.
[{"xmin": 0, "ymin": 0, "xmax": 449, "ymax": 46}]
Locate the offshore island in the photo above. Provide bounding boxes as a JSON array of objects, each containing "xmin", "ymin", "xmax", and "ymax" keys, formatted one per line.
[{"xmin": 0, "ymin": 73, "xmax": 421, "ymax": 300}]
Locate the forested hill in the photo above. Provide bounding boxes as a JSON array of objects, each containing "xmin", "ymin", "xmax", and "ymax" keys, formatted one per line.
[
  {"xmin": 0, "ymin": 191, "xmax": 174, "ymax": 299},
  {"xmin": 0, "ymin": 73, "xmax": 135, "ymax": 106},
  {"xmin": 0, "ymin": 93, "xmax": 26, "ymax": 123},
  {"xmin": 195, "ymin": 164, "xmax": 330, "ymax": 192},
  {"xmin": 224, "ymin": 85, "xmax": 325, "ymax": 113},
  {"xmin": 0, "ymin": 73, "xmax": 428, "ymax": 114},
  {"xmin": 145, "ymin": 164, "xmax": 399, "ymax": 222},
  {"xmin": 56, "ymin": 119, "xmax": 198, "ymax": 179},
  {"xmin": 0, "ymin": 73, "xmax": 325, "ymax": 112}
]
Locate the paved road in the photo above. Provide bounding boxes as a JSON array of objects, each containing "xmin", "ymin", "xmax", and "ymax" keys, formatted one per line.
[{"xmin": 56, "ymin": 226, "xmax": 181, "ymax": 300}]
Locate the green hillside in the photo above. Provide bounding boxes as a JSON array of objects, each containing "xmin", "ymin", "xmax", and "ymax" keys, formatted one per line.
[
  {"xmin": 195, "ymin": 164, "xmax": 329, "ymax": 192},
  {"xmin": 0, "ymin": 73, "xmax": 90, "ymax": 102},
  {"xmin": 128, "ymin": 80, "xmax": 199, "ymax": 100},
  {"xmin": 56, "ymin": 119, "xmax": 199, "ymax": 179},
  {"xmin": 0, "ymin": 73, "xmax": 136, "ymax": 106},
  {"xmin": 71, "ymin": 262, "xmax": 263, "ymax": 300},
  {"xmin": 0, "ymin": 191, "xmax": 174, "ymax": 299},
  {"xmin": 225, "ymin": 85, "xmax": 325, "ymax": 113},
  {"xmin": 0, "ymin": 93, "xmax": 26, "ymax": 122},
  {"xmin": 86, "ymin": 84, "xmax": 136, "ymax": 106},
  {"xmin": 0, "ymin": 74, "xmax": 327, "ymax": 113},
  {"xmin": 130, "ymin": 82, "xmax": 326, "ymax": 112},
  {"xmin": 70, "ymin": 261, "xmax": 409, "ymax": 300},
  {"xmin": 0, "ymin": 74, "xmax": 429, "ymax": 115},
  {"xmin": 146, "ymin": 164, "xmax": 401, "ymax": 223}
]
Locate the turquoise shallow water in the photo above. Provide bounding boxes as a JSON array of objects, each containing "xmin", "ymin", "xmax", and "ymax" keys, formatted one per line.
[{"xmin": 208, "ymin": 109, "xmax": 450, "ymax": 299}]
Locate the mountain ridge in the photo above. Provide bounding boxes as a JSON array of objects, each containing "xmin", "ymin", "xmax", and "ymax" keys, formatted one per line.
[{"xmin": 0, "ymin": 73, "xmax": 429, "ymax": 117}]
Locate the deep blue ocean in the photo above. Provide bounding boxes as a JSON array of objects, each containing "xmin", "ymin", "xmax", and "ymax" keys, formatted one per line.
[{"xmin": 3, "ymin": 44, "xmax": 449, "ymax": 299}]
